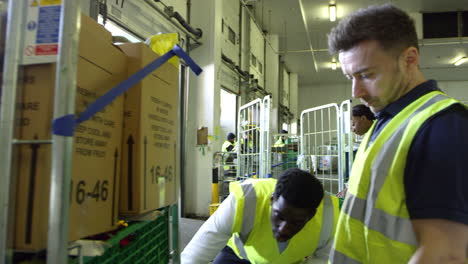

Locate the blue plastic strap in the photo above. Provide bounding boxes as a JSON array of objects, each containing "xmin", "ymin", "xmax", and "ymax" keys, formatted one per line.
[
  {"xmin": 52, "ymin": 45, "xmax": 202, "ymax": 136},
  {"xmin": 173, "ymin": 45, "xmax": 202, "ymax": 75}
]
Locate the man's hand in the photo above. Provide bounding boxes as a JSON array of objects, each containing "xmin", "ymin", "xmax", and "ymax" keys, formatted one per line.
[
  {"xmin": 336, "ymin": 188, "xmax": 347, "ymax": 198},
  {"xmin": 409, "ymin": 219, "xmax": 468, "ymax": 264}
]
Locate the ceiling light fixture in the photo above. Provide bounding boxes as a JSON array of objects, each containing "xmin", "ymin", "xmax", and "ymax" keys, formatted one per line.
[
  {"xmin": 454, "ymin": 56, "xmax": 467, "ymax": 66},
  {"xmin": 331, "ymin": 61, "xmax": 337, "ymax": 70},
  {"xmin": 329, "ymin": 4, "xmax": 337, "ymax": 22}
]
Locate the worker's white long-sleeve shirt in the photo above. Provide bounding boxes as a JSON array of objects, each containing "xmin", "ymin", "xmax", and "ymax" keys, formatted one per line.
[{"xmin": 181, "ymin": 194, "xmax": 332, "ymax": 264}]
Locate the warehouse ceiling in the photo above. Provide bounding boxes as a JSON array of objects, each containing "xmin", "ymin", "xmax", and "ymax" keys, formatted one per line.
[{"xmin": 249, "ymin": 0, "xmax": 468, "ymax": 86}]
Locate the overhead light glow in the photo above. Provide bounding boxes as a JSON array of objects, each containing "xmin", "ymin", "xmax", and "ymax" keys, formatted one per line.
[
  {"xmin": 329, "ymin": 4, "xmax": 337, "ymax": 22},
  {"xmin": 454, "ymin": 57, "xmax": 467, "ymax": 66},
  {"xmin": 331, "ymin": 61, "xmax": 337, "ymax": 70}
]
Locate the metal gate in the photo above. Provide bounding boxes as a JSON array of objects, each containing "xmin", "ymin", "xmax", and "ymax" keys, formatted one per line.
[
  {"xmin": 299, "ymin": 103, "xmax": 343, "ymax": 194},
  {"xmin": 259, "ymin": 96, "xmax": 272, "ymax": 178},
  {"xmin": 237, "ymin": 96, "xmax": 271, "ymax": 180},
  {"xmin": 269, "ymin": 133, "xmax": 300, "ymax": 179},
  {"xmin": 212, "ymin": 151, "xmax": 237, "ymax": 202},
  {"xmin": 340, "ymin": 100, "xmax": 353, "ymax": 185}
]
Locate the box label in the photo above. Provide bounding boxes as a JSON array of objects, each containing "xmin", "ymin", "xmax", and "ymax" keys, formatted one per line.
[{"xmin": 22, "ymin": 0, "xmax": 61, "ymax": 65}]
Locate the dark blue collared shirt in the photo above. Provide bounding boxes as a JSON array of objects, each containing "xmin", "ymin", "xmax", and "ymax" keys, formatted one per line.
[{"xmin": 369, "ymin": 80, "xmax": 468, "ymax": 225}]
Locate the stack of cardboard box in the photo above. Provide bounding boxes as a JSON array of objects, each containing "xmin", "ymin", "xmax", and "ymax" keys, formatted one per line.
[
  {"xmin": 14, "ymin": 15, "xmax": 179, "ymax": 251},
  {"xmin": 119, "ymin": 43, "xmax": 179, "ymax": 216}
]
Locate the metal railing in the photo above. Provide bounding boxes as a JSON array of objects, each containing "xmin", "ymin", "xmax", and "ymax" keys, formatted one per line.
[
  {"xmin": 269, "ymin": 134, "xmax": 299, "ymax": 179},
  {"xmin": 213, "ymin": 151, "xmax": 238, "ymax": 202},
  {"xmin": 0, "ymin": 1, "xmax": 80, "ymax": 263},
  {"xmin": 339, "ymin": 100, "xmax": 352, "ymax": 189},
  {"xmin": 300, "ymin": 103, "xmax": 342, "ymax": 194},
  {"xmin": 236, "ymin": 95, "xmax": 271, "ymax": 180}
]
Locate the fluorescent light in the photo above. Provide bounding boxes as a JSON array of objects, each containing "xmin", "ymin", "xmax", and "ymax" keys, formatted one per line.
[
  {"xmin": 329, "ymin": 4, "xmax": 337, "ymax": 22},
  {"xmin": 331, "ymin": 61, "xmax": 337, "ymax": 70},
  {"xmin": 454, "ymin": 57, "xmax": 467, "ymax": 66}
]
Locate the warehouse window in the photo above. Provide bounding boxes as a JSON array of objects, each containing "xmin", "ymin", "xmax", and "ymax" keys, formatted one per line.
[
  {"xmin": 251, "ymin": 54, "xmax": 257, "ymax": 67},
  {"xmin": 97, "ymin": 15, "xmax": 142, "ymax": 43},
  {"xmin": 258, "ymin": 62, "xmax": 263, "ymax": 74},
  {"xmin": 228, "ymin": 26, "xmax": 236, "ymax": 44}
]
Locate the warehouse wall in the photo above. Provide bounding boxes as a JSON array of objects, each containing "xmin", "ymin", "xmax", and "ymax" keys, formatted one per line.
[
  {"xmin": 80, "ymin": 0, "xmax": 91, "ymax": 15},
  {"xmin": 249, "ymin": 18, "xmax": 265, "ymax": 88},
  {"xmin": 439, "ymin": 81, "xmax": 468, "ymax": 102},
  {"xmin": 298, "ymin": 80, "xmax": 468, "ymax": 119},
  {"xmin": 265, "ymin": 35, "xmax": 280, "ymax": 133},
  {"xmin": 289, "ymin": 73, "xmax": 299, "ymax": 134},
  {"xmin": 298, "ymin": 83, "xmax": 351, "ymax": 113},
  {"xmin": 185, "ymin": 0, "xmax": 222, "ymax": 216},
  {"xmin": 282, "ymin": 68, "xmax": 290, "ymax": 108}
]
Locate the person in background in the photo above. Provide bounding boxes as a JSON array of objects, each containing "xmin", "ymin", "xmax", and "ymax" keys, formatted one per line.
[
  {"xmin": 222, "ymin": 132, "xmax": 236, "ymax": 153},
  {"xmin": 338, "ymin": 104, "xmax": 376, "ymax": 198},
  {"xmin": 328, "ymin": 4, "xmax": 468, "ymax": 263},
  {"xmin": 273, "ymin": 129, "xmax": 288, "ymax": 148},
  {"xmin": 181, "ymin": 168, "xmax": 339, "ymax": 264},
  {"xmin": 351, "ymin": 104, "xmax": 375, "ymax": 137},
  {"xmin": 222, "ymin": 132, "xmax": 237, "ymax": 176}
]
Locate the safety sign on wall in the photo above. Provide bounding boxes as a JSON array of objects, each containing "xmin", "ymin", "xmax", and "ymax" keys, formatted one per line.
[{"xmin": 22, "ymin": 0, "xmax": 62, "ymax": 65}]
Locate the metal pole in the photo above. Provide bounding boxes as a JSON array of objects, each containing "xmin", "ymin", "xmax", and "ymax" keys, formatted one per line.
[
  {"xmin": 0, "ymin": 0, "xmax": 26, "ymax": 263},
  {"xmin": 47, "ymin": 0, "xmax": 80, "ymax": 263}
]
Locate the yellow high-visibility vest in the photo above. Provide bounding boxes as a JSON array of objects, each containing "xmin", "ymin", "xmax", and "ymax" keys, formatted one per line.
[
  {"xmin": 227, "ymin": 178, "xmax": 339, "ymax": 264},
  {"xmin": 330, "ymin": 91, "xmax": 464, "ymax": 263},
  {"xmin": 222, "ymin": 140, "xmax": 236, "ymax": 171},
  {"xmin": 273, "ymin": 138, "xmax": 285, "ymax": 148}
]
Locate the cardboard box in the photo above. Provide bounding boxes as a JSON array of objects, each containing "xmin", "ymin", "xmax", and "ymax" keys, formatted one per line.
[
  {"xmin": 119, "ymin": 43, "xmax": 179, "ymax": 215},
  {"xmin": 14, "ymin": 14, "xmax": 126, "ymax": 250}
]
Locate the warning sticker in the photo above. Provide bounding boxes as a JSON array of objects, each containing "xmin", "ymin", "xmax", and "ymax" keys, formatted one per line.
[
  {"xmin": 40, "ymin": 0, "xmax": 61, "ymax": 6},
  {"xmin": 37, "ymin": 5, "xmax": 60, "ymax": 43},
  {"xmin": 22, "ymin": 0, "xmax": 62, "ymax": 65}
]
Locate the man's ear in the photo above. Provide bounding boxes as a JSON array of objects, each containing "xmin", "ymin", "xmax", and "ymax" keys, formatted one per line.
[
  {"xmin": 270, "ymin": 194, "xmax": 275, "ymax": 205},
  {"xmin": 402, "ymin": 46, "xmax": 419, "ymax": 70}
]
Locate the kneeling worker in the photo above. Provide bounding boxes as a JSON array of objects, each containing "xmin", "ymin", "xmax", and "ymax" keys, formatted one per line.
[{"xmin": 181, "ymin": 168, "xmax": 339, "ymax": 264}]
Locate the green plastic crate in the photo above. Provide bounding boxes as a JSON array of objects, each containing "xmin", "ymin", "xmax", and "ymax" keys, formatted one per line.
[
  {"xmin": 281, "ymin": 152, "xmax": 298, "ymax": 170},
  {"xmin": 70, "ymin": 209, "xmax": 169, "ymax": 264}
]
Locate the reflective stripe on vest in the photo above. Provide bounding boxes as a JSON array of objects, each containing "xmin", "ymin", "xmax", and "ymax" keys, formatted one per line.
[
  {"xmin": 331, "ymin": 92, "xmax": 460, "ymax": 263},
  {"xmin": 234, "ymin": 233, "xmax": 249, "ymax": 259},
  {"xmin": 239, "ymin": 182, "xmax": 256, "ymax": 243},
  {"xmin": 317, "ymin": 193, "xmax": 334, "ymax": 250}
]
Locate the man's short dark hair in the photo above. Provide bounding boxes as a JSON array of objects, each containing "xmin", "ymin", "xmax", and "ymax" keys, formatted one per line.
[
  {"xmin": 273, "ymin": 168, "xmax": 323, "ymax": 211},
  {"xmin": 281, "ymin": 129, "xmax": 288, "ymax": 134},
  {"xmin": 227, "ymin": 132, "xmax": 236, "ymax": 141},
  {"xmin": 328, "ymin": 4, "xmax": 418, "ymax": 56},
  {"xmin": 352, "ymin": 104, "xmax": 375, "ymax": 120}
]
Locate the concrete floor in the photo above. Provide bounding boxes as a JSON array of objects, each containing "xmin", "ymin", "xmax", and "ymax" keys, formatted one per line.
[{"xmin": 180, "ymin": 217, "xmax": 205, "ymax": 251}]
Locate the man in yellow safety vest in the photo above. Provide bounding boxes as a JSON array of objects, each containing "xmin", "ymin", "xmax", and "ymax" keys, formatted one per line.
[
  {"xmin": 221, "ymin": 132, "xmax": 237, "ymax": 176},
  {"xmin": 273, "ymin": 129, "xmax": 288, "ymax": 148},
  {"xmin": 181, "ymin": 168, "xmax": 339, "ymax": 264},
  {"xmin": 328, "ymin": 4, "xmax": 468, "ymax": 263}
]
